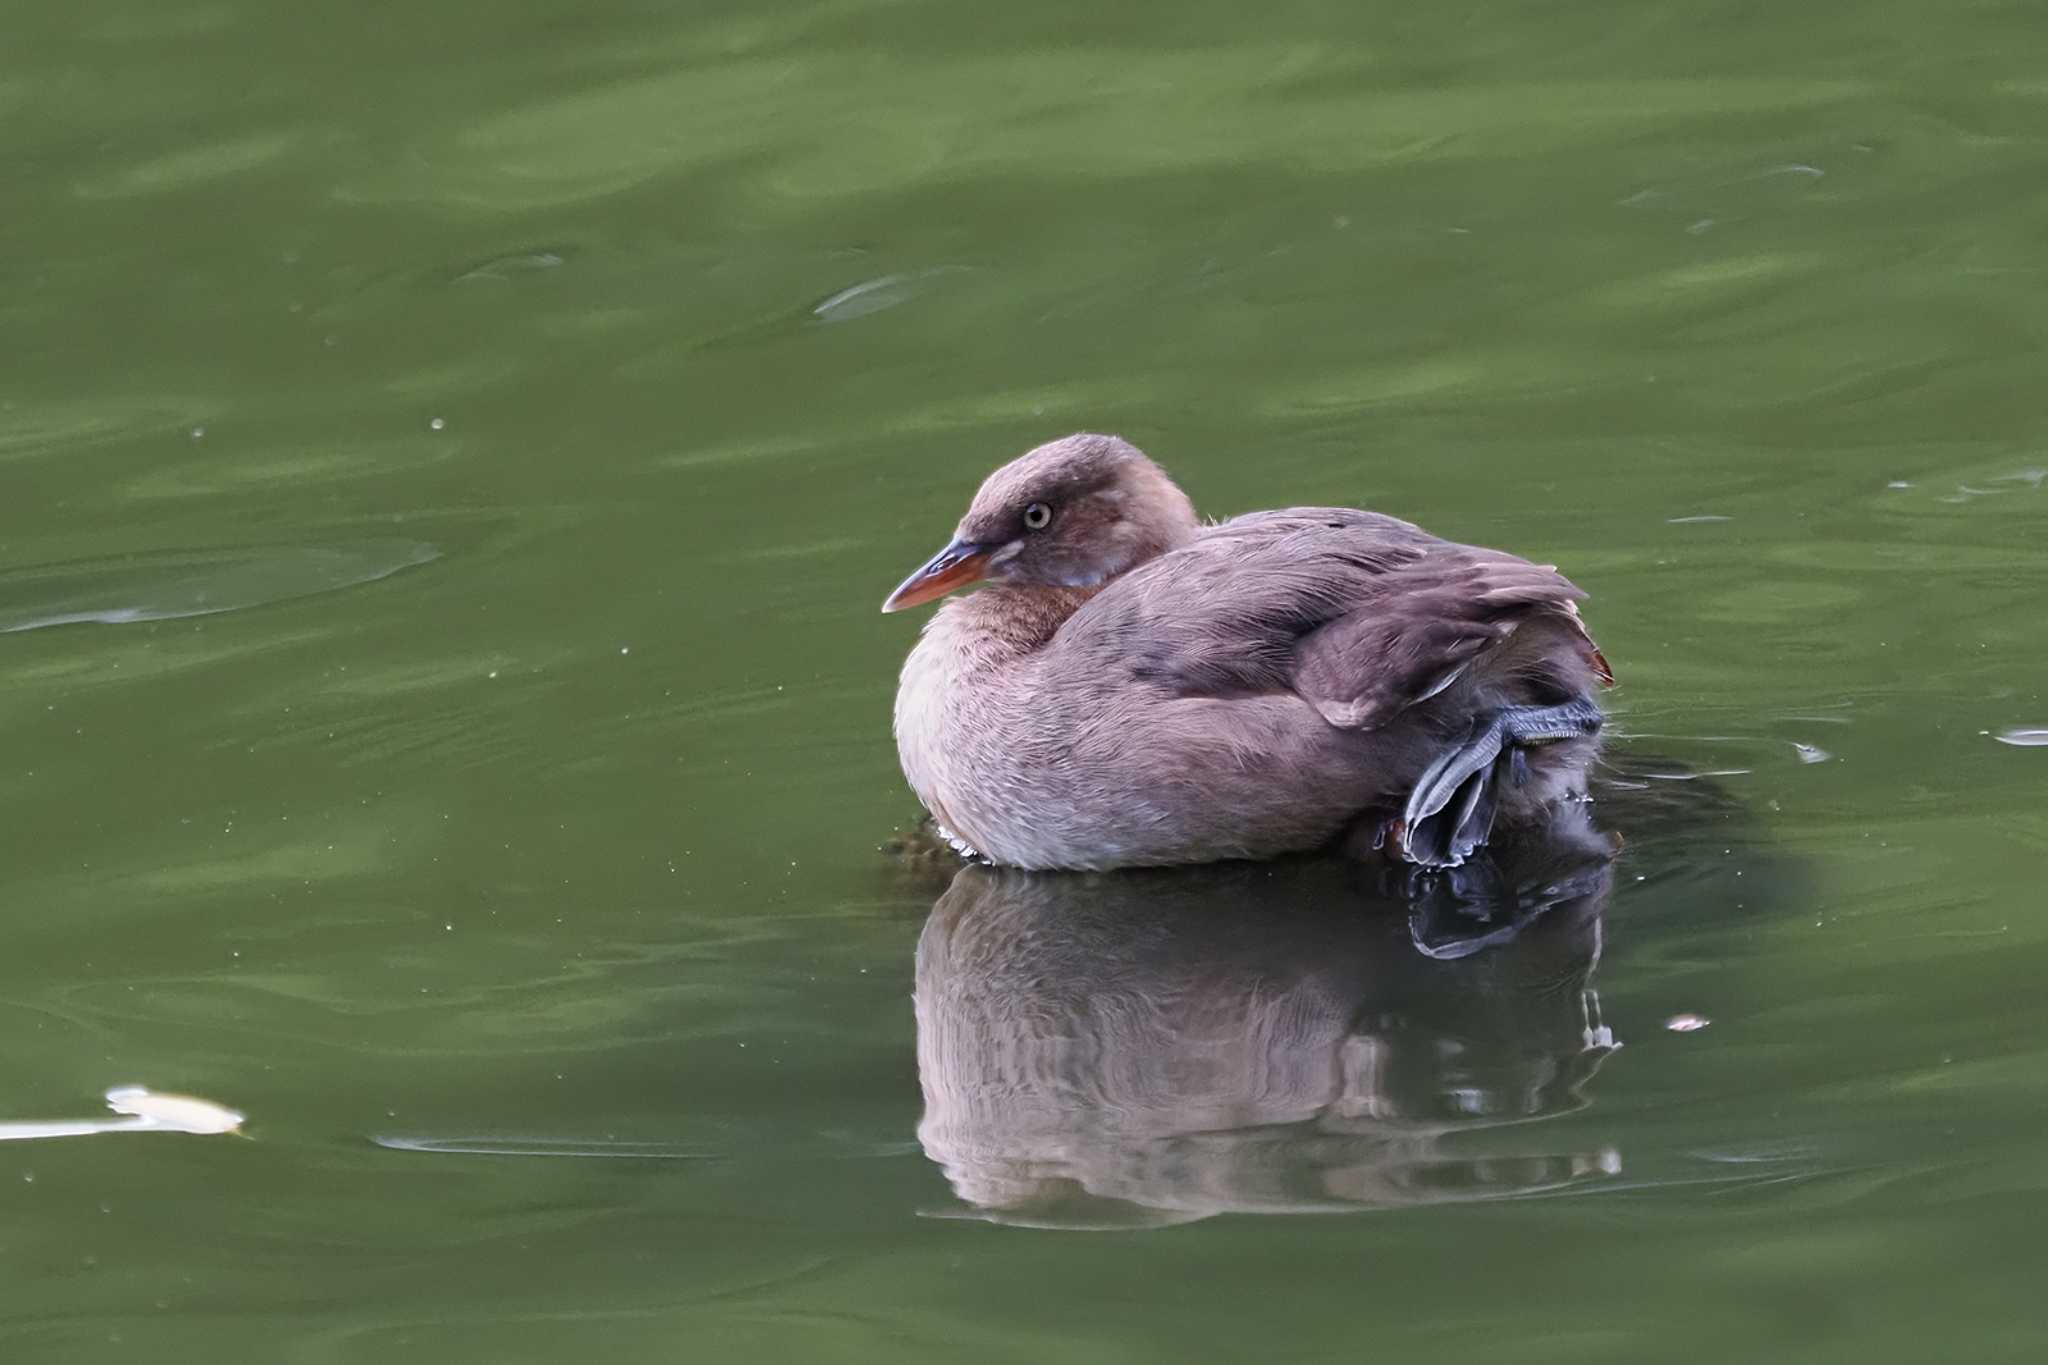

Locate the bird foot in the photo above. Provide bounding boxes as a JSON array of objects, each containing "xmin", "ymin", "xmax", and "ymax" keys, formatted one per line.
[{"xmin": 1401, "ymin": 698, "xmax": 1605, "ymax": 868}]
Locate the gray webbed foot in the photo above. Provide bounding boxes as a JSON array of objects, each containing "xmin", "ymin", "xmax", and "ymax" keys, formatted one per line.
[{"xmin": 1401, "ymin": 699, "xmax": 1604, "ymax": 868}]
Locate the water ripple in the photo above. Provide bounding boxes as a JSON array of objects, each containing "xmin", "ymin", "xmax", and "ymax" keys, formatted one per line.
[{"xmin": 0, "ymin": 540, "xmax": 438, "ymax": 634}]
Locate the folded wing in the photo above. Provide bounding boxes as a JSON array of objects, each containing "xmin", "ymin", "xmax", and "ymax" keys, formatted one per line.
[{"xmin": 1065, "ymin": 508, "xmax": 1609, "ymax": 730}]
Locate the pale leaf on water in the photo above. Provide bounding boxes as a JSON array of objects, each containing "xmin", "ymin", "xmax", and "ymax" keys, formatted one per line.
[
  {"xmin": 0, "ymin": 1087, "xmax": 244, "ymax": 1141},
  {"xmin": 104, "ymin": 1087, "xmax": 246, "ymax": 1134}
]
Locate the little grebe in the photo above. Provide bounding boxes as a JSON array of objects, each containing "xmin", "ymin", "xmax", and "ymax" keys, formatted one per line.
[{"xmin": 883, "ymin": 433, "xmax": 1611, "ymax": 870}]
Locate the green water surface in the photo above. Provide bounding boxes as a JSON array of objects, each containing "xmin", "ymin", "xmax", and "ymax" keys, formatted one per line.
[{"xmin": 5, "ymin": 1, "xmax": 2048, "ymax": 1360}]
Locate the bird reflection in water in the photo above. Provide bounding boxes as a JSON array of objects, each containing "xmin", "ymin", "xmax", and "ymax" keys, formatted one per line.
[{"xmin": 913, "ymin": 814, "xmax": 1622, "ymax": 1228}]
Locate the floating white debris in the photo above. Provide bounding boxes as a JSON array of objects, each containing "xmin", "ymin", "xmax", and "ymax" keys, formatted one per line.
[
  {"xmin": 1667, "ymin": 514, "xmax": 1732, "ymax": 524},
  {"xmin": 1664, "ymin": 1014, "xmax": 1712, "ymax": 1033},
  {"xmin": 1993, "ymin": 729, "xmax": 2048, "ymax": 747},
  {"xmin": 1791, "ymin": 742, "xmax": 1831, "ymax": 764},
  {"xmin": 0, "ymin": 1116, "xmax": 132, "ymax": 1141},
  {"xmin": 104, "ymin": 1086, "xmax": 244, "ymax": 1134},
  {"xmin": 0, "ymin": 1087, "xmax": 243, "ymax": 1142}
]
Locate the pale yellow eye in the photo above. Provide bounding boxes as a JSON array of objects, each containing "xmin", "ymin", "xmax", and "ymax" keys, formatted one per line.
[{"xmin": 1023, "ymin": 502, "xmax": 1053, "ymax": 530}]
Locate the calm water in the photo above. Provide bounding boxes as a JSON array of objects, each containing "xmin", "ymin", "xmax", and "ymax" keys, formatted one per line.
[{"xmin": 6, "ymin": 0, "xmax": 2048, "ymax": 1359}]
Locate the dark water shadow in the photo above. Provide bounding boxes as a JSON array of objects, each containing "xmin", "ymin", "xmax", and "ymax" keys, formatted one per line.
[
  {"xmin": 914, "ymin": 811, "xmax": 1628, "ymax": 1228},
  {"xmin": 908, "ymin": 751, "xmax": 1802, "ymax": 1229}
]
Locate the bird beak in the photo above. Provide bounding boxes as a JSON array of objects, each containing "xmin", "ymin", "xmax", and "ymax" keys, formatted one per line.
[{"xmin": 882, "ymin": 538, "xmax": 992, "ymax": 612}]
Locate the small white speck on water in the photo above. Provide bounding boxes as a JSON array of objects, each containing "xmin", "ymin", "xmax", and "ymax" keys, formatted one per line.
[
  {"xmin": 1665, "ymin": 1014, "xmax": 1711, "ymax": 1032},
  {"xmin": 1792, "ymin": 742, "xmax": 1831, "ymax": 764},
  {"xmin": 1686, "ymin": 217, "xmax": 1716, "ymax": 235},
  {"xmin": 619, "ymin": 646, "xmax": 630, "ymax": 655},
  {"xmin": 428, "ymin": 417, "xmax": 446, "ymax": 432},
  {"xmin": 1887, "ymin": 480, "xmax": 1911, "ymax": 490},
  {"xmin": 487, "ymin": 670, "xmax": 498, "ymax": 679},
  {"xmin": 443, "ymin": 923, "xmax": 453, "ymax": 932},
  {"xmin": 189, "ymin": 425, "xmax": 206, "ymax": 441},
  {"xmin": 21, "ymin": 1171, "xmax": 33, "ymax": 1184}
]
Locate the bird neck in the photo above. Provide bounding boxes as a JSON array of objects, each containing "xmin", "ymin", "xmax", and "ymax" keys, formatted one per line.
[
  {"xmin": 929, "ymin": 584, "xmax": 1100, "ymax": 671},
  {"xmin": 1125, "ymin": 463, "xmax": 1201, "ymax": 561}
]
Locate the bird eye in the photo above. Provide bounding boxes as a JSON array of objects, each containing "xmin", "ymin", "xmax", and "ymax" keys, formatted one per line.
[{"xmin": 1023, "ymin": 502, "xmax": 1053, "ymax": 530}]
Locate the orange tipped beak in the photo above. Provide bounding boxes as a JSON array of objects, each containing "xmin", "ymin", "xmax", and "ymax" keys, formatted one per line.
[{"xmin": 882, "ymin": 539, "xmax": 992, "ymax": 613}]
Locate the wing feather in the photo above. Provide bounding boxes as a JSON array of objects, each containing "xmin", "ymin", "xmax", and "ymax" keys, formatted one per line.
[{"xmin": 1057, "ymin": 507, "xmax": 1609, "ymax": 729}]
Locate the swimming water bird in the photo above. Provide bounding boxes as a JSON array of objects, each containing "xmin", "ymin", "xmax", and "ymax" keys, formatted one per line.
[{"xmin": 882, "ymin": 434, "xmax": 1612, "ymax": 870}]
